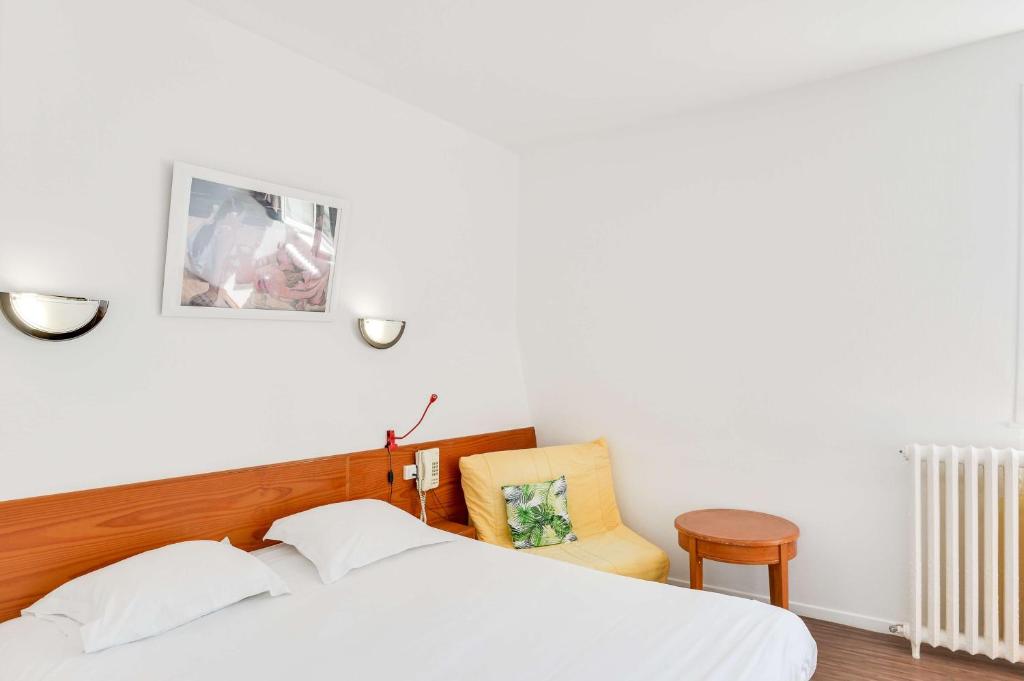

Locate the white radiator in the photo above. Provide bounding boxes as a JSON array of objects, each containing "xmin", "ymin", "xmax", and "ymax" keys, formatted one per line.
[{"xmin": 909, "ymin": 444, "xmax": 1022, "ymax": 663}]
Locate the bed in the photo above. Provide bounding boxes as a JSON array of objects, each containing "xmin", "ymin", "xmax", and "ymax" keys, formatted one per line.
[
  {"xmin": 0, "ymin": 428, "xmax": 816, "ymax": 680},
  {"xmin": 0, "ymin": 536, "xmax": 815, "ymax": 680}
]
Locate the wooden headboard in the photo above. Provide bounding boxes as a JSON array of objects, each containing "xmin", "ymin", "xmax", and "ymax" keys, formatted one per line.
[{"xmin": 0, "ymin": 427, "xmax": 536, "ymax": 622}]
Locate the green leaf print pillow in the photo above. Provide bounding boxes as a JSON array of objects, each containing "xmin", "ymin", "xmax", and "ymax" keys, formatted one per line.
[{"xmin": 502, "ymin": 475, "xmax": 578, "ymax": 549}]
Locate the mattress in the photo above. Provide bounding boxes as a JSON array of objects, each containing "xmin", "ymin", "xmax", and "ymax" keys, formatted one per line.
[{"xmin": 0, "ymin": 536, "xmax": 816, "ymax": 680}]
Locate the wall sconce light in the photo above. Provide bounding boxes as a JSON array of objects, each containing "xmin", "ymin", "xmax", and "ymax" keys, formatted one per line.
[
  {"xmin": 0, "ymin": 292, "xmax": 109, "ymax": 341},
  {"xmin": 358, "ymin": 318, "xmax": 405, "ymax": 349}
]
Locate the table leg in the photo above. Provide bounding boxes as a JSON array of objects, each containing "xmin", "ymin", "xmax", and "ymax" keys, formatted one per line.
[
  {"xmin": 769, "ymin": 545, "xmax": 790, "ymax": 609},
  {"xmin": 688, "ymin": 537, "xmax": 703, "ymax": 590}
]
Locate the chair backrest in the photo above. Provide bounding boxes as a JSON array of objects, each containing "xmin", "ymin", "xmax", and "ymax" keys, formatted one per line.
[{"xmin": 459, "ymin": 438, "xmax": 622, "ymax": 547}]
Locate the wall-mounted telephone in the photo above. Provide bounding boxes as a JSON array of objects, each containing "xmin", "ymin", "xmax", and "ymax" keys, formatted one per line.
[{"xmin": 415, "ymin": 448, "xmax": 440, "ymax": 522}]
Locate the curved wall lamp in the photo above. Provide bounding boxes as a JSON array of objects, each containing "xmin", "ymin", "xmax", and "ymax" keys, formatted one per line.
[
  {"xmin": 0, "ymin": 292, "xmax": 109, "ymax": 341},
  {"xmin": 358, "ymin": 318, "xmax": 405, "ymax": 349}
]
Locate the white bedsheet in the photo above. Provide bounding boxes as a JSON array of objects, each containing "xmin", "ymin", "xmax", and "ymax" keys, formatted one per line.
[{"xmin": 0, "ymin": 537, "xmax": 816, "ymax": 681}]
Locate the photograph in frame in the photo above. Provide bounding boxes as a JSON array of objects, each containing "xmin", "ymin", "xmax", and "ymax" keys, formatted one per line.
[{"xmin": 162, "ymin": 163, "xmax": 348, "ymax": 321}]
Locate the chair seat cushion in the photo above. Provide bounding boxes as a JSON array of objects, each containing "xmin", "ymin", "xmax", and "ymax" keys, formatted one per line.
[
  {"xmin": 524, "ymin": 524, "xmax": 670, "ymax": 583},
  {"xmin": 460, "ymin": 438, "xmax": 669, "ymax": 583},
  {"xmin": 460, "ymin": 439, "xmax": 622, "ymax": 548}
]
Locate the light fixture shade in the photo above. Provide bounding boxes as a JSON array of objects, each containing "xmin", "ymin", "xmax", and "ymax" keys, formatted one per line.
[
  {"xmin": 0, "ymin": 292, "xmax": 108, "ymax": 341},
  {"xmin": 358, "ymin": 318, "xmax": 405, "ymax": 349}
]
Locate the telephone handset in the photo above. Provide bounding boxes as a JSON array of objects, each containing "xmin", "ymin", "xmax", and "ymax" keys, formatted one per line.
[{"xmin": 415, "ymin": 448, "xmax": 440, "ymax": 522}]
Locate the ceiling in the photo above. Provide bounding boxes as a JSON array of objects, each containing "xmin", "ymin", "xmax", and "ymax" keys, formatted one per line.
[{"xmin": 190, "ymin": 0, "xmax": 1024, "ymax": 147}]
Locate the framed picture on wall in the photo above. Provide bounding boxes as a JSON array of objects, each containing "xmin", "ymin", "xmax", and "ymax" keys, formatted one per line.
[{"xmin": 161, "ymin": 162, "xmax": 349, "ymax": 320}]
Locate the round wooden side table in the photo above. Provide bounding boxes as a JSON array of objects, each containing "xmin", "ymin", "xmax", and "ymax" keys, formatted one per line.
[{"xmin": 674, "ymin": 509, "xmax": 799, "ymax": 609}]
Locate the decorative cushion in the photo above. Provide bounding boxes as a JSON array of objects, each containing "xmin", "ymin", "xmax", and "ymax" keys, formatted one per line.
[{"xmin": 503, "ymin": 475, "xmax": 578, "ymax": 549}]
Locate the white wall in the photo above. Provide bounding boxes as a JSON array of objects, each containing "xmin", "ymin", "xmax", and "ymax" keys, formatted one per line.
[
  {"xmin": 518, "ymin": 32, "xmax": 1024, "ymax": 630},
  {"xmin": 0, "ymin": 0, "xmax": 530, "ymax": 500}
]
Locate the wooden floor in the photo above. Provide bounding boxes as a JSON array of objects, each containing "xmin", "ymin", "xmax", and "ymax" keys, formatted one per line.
[{"xmin": 806, "ymin": 618, "xmax": 1022, "ymax": 680}]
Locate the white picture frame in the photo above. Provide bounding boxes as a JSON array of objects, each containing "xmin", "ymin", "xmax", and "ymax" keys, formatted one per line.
[{"xmin": 161, "ymin": 162, "xmax": 349, "ymax": 321}]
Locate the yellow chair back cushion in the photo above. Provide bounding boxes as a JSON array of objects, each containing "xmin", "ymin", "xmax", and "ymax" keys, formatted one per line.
[{"xmin": 459, "ymin": 438, "xmax": 623, "ymax": 548}]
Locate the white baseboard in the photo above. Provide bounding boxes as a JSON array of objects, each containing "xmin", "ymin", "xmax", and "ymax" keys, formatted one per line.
[{"xmin": 666, "ymin": 577, "xmax": 902, "ymax": 636}]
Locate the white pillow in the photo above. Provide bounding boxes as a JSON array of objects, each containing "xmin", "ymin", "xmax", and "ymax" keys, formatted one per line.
[
  {"xmin": 264, "ymin": 499, "xmax": 454, "ymax": 583},
  {"xmin": 23, "ymin": 539, "xmax": 289, "ymax": 653}
]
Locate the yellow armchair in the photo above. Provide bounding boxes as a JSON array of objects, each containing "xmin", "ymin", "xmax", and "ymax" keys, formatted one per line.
[{"xmin": 459, "ymin": 438, "xmax": 669, "ymax": 582}]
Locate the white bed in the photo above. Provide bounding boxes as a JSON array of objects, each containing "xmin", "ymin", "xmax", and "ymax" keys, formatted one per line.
[{"xmin": 0, "ymin": 536, "xmax": 816, "ymax": 681}]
